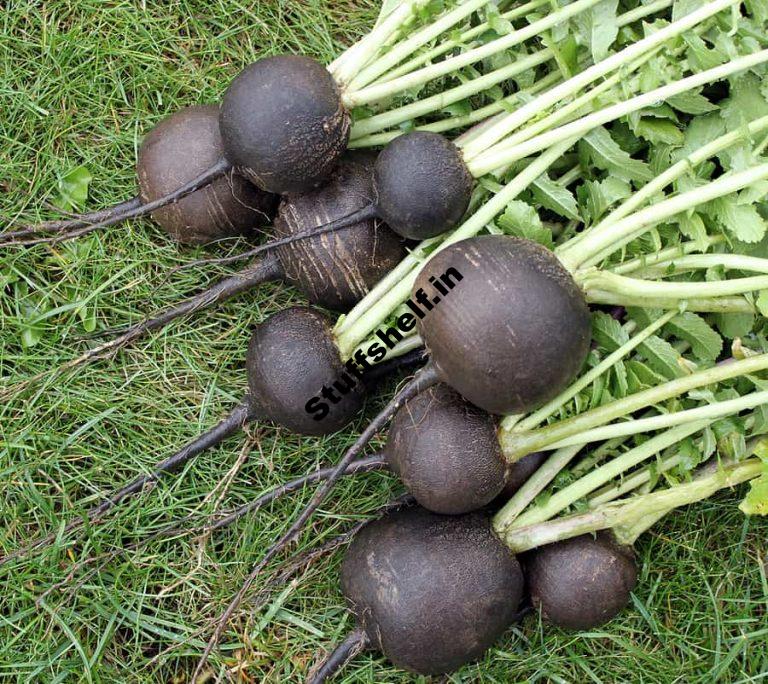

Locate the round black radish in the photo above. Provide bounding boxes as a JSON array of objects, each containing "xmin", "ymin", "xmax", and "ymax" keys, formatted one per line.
[
  {"xmin": 246, "ymin": 306, "xmax": 365, "ymax": 436},
  {"xmin": 373, "ymin": 131, "xmax": 473, "ymax": 240},
  {"xmin": 525, "ymin": 532, "xmax": 638, "ymax": 630},
  {"xmin": 414, "ymin": 235, "xmax": 592, "ymax": 415},
  {"xmin": 274, "ymin": 152, "xmax": 406, "ymax": 310},
  {"xmin": 386, "ymin": 384, "xmax": 506, "ymax": 514},
  {"xmin": 220, "ymin": 55, "xmax": 350, "ymax": 195},
  {"xmin": 137, "ymin": 105, "xmax": 277, "ymax": 245},
  {"xmin": 341, "ymin": 506, "xmax": 523, "ymax": 675}
]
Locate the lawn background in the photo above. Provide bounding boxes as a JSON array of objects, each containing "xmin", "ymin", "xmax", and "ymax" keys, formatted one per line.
[{"xmin": 1, "ymin": 1, "xmax": 766, "ymax": 681}]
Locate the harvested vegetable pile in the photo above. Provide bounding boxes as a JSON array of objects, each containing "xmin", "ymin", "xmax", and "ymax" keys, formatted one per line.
[{"xmin": 1, "ymin": 0, "xmax": 767, "ymax": 681}]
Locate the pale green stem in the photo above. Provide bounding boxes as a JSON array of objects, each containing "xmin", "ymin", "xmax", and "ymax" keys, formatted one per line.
[
  {"xmin": 610, "ymin": 238, "xmax": 724, "ymax": 275},
  {"xmin": 331, "ymin": 0, "xmax": 430, "ymax": 86},
  {"xmin": 496, "ymin": 458, "xmax": 763, "ymax": 551},
  {"xmin": 545, "ymin": 390, "xmax": 768, "ymax": 450},
  {"xmin": 573, "ymin": 433, "xmax": 636, "ymax": 476},
  {"xmin": 341, "ymin": 0, "xmax": 605, "ymax": 108},
  {"xmin": 503, "ymin": 311, "xmax": 677, "ymax": 433},
  {"xmin": 580, "ymin": 270, "xmax": 768, "ymax": 301},
  {"xmin": 350, "ymin": 49, "xmax": 554, "ymax": 139},
  {"xmin": 620, "ymin": 253, "xmax": 768, "ymax": 279},
  {"xmin": 481, "ymin": 44, "xmax": 666, "ymax": 165},
  {"xmin": 348, "ymin": 0, "xmax": 495, "ymax": 91},
  {"xmin": 375, "ymin": 0, "xmax": 553, "ymax": 84},
  {"xmin": 494, "ymin": 445, "xmax": 584, "ymax": 528},
  {"xmin": 503, "ymin": 421, "xmax": 709, "ymax": 532},
  {"xmin": 587, "ymin": 453, "xmax": 685, "ymax": 506},
  {"xmin": 461, "ymin": 0, "xmax": 739, "ymax": 160},
  {"xmin": 555, "ymin": 164, "xmax": 582, "ymax": 188},
  {"xmin": 559, "ymin": 162, "xmax": 768, "ymax": 272},
  {"xmin": 499, "ymin": 354, "xmax": 768, "ymax": 460},
  {"xmin": 469, "ymin": 49, "xmax": 768, "ymax": 177},
  {"xmin": 584, "ymin": 291, "xmax": 755, "ymax": 313},
  {"xmin": 585, "ymin": 411, "xmax": 759, "ymax": 505},
  {"xmin": 333, "ymin": 237, "xmax": 442, "ymax": 338},
  {"xmin": 350, "ymin": 70, "xmax": 563, "ymax": 148},
  {"xmin": 333, "ymin": 139, "xmax": 576, "ymax": 358},
  {"xmin": 367, "ymin": 330, "xmax": 423, "ymax": 361},
  {"xmin": 560, "ymin": 115, "xmax": 768, "ymax": 255},
  {"xmin": 351, "ymin": 0, "xmax": 670, "ymax": 142}
]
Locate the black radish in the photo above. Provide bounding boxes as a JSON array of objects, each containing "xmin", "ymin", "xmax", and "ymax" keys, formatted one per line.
[
  {"xmin": 385, "ymin": 383, "xmax": 506, "ymax": 514},
  {"xmin": 136, "ymin": 105, "xmax": 276, "ymax": 244},
  {"xmin": 311, "ymin": 506, "xmax": 524, "ymax": 680},
  {"xmin": 271, "ymin": 152, "xmax": 405, "ymax": 310},
  {"xmin": 289, "ymin": 130, "xmax": 474, "ymax": 240},
  {"xmin": 524, "ymin": 532, "xmax": 638, "ymax": 630},
  {"xmin": 2, "ymin": 106, "xmax": 277, "ymax": 246},
  {"xmin": 220, "ymin": 56, "xmax": 351, "ymax": 195},
  {"xmin": 4, "ymin": 56, "xmax": 352, "ymax": 241},
  {"xmin": 417, "ymin": 235, "xmax": 591, "ymax": 415}
]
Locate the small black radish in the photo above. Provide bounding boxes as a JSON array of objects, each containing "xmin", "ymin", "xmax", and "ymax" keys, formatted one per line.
[
  {"xmin": 289, "ymin": 131, "xmax": 474, "ymax": 241},
  {"xmin": 311, "ymin": 506, "xmax": 524, "ymax": 680},
  {"xmin": 2, "ymin": 105, "xmax": 277, "ymax": 246},
  {"xmin": 220, "ymin": 55, "xmax": 351, "ymax": 195},
  {"xmin": 525, "ymin": 532, "xmax": 638, "ymax": 629},
  {"xmin": 246, "ymin": 307, "xmax": 366, "ymax": 435},
  {"xmin": 271, "ymin": 151, "xmax": 406, "ymax": 310},
  {"xmin": 136, "ymin": 105, "xmax": 276, "ymax": 245},
  {"xmin": 384, "ymin": 383, "xmax": 506, "ymax": 514}
]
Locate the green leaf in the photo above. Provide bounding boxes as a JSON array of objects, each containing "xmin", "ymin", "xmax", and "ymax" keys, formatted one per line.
[
  {"xmin": 676, "ymin": 212, "xmax": 710, "ymax": 251},
  {"xmin": 667, "ymin": 312, "xmax": 723, "ymax": 361},
  {"xmin": 666, "ymin": 90, "xmax": 718, "ymax": 115},
  {"xmin": 20, "ymin": 325, "xmax": 44, "ymax": 348},
  {"xmin": 682, "ymin": 33, "xmax": 727, "ymax": 72},
  {"xmin": 626, "ymin": 359, "xmax": 668, "ymax": 387},
  {"xmin": 722, "ymin": 74, "xmax": 768, "ymax": 133},
  {"xmin": 575, "ymin": 0, "xmax": 619, "ymax": 63},
  {"xmin": 672, "ymin": 0, "xmax": 709, "ymax": 20},
  {"xmin": 441, "ymin": 100, "xmax": 472, "ymax": 117},
  {"xmin": 740, "ymin": 472, "xmax": 768, "ymax": 516},
  {"xmin": 496, "ymin": 200, "xmax": 553, "ymax": 249},
  {"xmin": 638, "ymin": 334, "xmax": 686, "ymax": 379},
  {"xmin": 611, "ymin": 359, "xmax": 629, "ymax": 398},
  {"xmin": 531, "ymin": 174, "xmax": 580, "ymax": 221},
  {"xmin": 581, "ymin": 127, "xmax": 653, "ymax": 183},
  {"xmin": 55, "ymin": 165, "xmax": 92, "ymax": 212},
  {"xmin": 745, "ymin": 0, "xmax": 768, "ymax": 24},
  {"xmin": 578, "ymin": 177, "xmax": 632, "ymax": 224},
  {"xmin": 757, "ymin": 290, "xmax": 768, "ymax": 318},
  {"xmin": 634, "ymin": 119, "xmax": 684, "ymax": 146},
  {"xmin": 712, "ymin": 198, "xmax": 767, "ymax": 244},
  {"xmin": 543, "ymin": 33, "xmax": 579, "ymax": 80},
  {"xmin": 485, "ymin": 3, "xmax": 514, "ymax": 35},
  {"xmin": 713, "ymin": 312, "xmax": 755, "ymax": 339},
  {"xmin": 674, "ymin": 113, "xmax": 727, "ymax": 162},
  {"xmin": 77, "ymin": 305, "xmax": 98, "ymax": 333},
  {"xmin": 592, "ymin": 311, "xmax": 629, "ymax": 352}
]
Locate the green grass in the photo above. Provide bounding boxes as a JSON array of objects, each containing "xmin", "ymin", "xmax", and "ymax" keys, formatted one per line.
[{"xmin": 1, "ymin": 1, "xmax": 766, "ymax": 682}]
